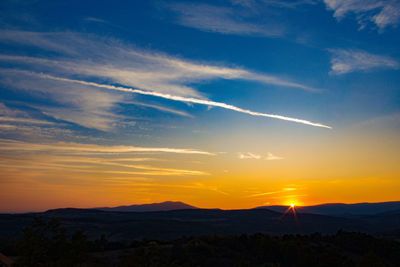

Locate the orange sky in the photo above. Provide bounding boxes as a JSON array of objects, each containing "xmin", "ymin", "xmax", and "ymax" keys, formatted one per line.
[{"xmin": 1, "ymin": 125, "xmax": 399, "ymax": 213}]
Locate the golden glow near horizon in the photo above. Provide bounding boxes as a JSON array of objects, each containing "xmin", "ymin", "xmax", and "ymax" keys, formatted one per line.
[{"xmin": 0, "ymin": 124, "xmax": 399, "ymax": 213}]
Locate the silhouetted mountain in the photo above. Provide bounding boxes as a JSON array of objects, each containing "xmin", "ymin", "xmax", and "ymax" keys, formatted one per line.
[
  {"xmin": 93, "ymin": 201, "xmax": 198, "ymax": 212},
  {"xmin": 256, "ymin": 201, "xmax": 400, "ymax": 216}
]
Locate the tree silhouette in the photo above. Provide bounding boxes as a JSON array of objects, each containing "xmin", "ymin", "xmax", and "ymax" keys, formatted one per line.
[{"xmin": 14, "ymin": 217, "xmax": 89, "ymax": 266}]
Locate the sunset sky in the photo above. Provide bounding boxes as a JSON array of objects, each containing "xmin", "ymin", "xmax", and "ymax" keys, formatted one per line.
[{"xmin": 0, "ymin": 0, "xmax": 399, "ymax": 212}]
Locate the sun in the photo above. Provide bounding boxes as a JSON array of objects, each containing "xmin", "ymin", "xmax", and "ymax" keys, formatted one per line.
[{"xmin": 290, "ymin": 203, "xmax": 295, "ymax": 208}]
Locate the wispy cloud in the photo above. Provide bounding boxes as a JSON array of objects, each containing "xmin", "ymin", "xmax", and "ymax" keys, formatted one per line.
[
  {"xmin": 124, "ymin": 101, "xmax": 193, "ymax": 118},
  {"xmin": 238, "ymin": 152, "xmax": 262, "ymax": 159},
  {"xmin": 0, "ymin": 32, "xmax": 318, "ymax": 93},
  {"xmin": 0, "ymin": 68, "xmax": 123, "ymax": 131},
  {"xmin": 30, "ymin": 72, "xmax": 331, "ymax": 128},
  {"xmin": 0, "ymin": 118, "xmax": 89, "ymax": 142},
  {"xmin": 0, "ymin": 139, "xmax": 215, "ymax": 155},
  {"xmin": 84, "ymin": 17, "xmax": 108, "ymax": 24},
  {"xmin": 232, "ymin": 0, "xmax": 317, "ymax": 9},
  {"xmin": 0, "ymin": 139, "xmax": 212, "ymax": 177},
  {"xmin": 0, "ymin": 31, "xmax": 324, "ymax": 130},
  {"xmin": 238, "ymin": 152, "xmax": 284, "ymax": 160},
  {"xmin": 323, "ymin": 0, "xmax": 400, "ymax": 30},
  {"xmin": 64, "ymin": 158, "xmax": 208, "ymax": 175},
  {"xmin": 0, "ymin": 102, "xmax": 54, "ymax": 125},
  {"xmin": 99, "ymin": 180, "xmax": 228, "ymax": 195},
  {"xmin": 83, "ymin": 17, "xmax": 125, "ymax": 31},
  {"xmin": 0, "ymin": 102, "xmax": 22, "ymax": 117},
  {"xmin": 0, "ymin": 117, "xmax": 54, "ymax": 125},
  {"xmin": 354, "ymin": 113, "xmax": 400, "ymax": 130},
  {"xmin": 0, "ymin": 156, "xmax": 208, "ymax": 177},
  {"xmin": 265, "ymin": 152, "xmax": 283, "ymax": 160},
  {"xmin": 166, "ymin": 1, "xmax": 320, "ymax": 39},
  {"xmin": 329, "ymin": 49, "xmax": 399, "ymax": 75},
  {"xmin": 166, "ymin": 2, "xmax": 284, "ymax": 37},
  {"xmin": 249, "ymin": 187, "xmax": 296, "ymax": 197}
]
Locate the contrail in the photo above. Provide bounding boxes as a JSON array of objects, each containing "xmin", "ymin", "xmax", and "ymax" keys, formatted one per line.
[{"xmin": 36, "ymin": 72, "xmax": 332, "ymax": 129}]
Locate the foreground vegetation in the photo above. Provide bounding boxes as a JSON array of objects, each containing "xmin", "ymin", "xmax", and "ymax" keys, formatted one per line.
[{"xmin": 1, "ymin": 217, "xmax": 400, "ymax": 266}]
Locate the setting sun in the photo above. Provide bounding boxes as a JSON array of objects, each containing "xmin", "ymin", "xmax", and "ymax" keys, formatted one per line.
[{"xmin": 290, "ymin": 203, "xmax": 295, "ymax": 208}]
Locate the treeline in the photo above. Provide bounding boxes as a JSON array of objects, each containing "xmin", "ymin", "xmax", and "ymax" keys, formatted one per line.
[
  {"xmin": 1, "ymin": 217, "xmax": 400, "ymax": 266},
  {"xmin": 121, "ymin": 231, "xmax": 400, "ymax": 267}
]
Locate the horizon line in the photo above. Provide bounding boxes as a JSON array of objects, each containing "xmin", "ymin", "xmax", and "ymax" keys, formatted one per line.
[{"xmin": 2, "ymin": 200, "xmax": 400, "ymax": 214}]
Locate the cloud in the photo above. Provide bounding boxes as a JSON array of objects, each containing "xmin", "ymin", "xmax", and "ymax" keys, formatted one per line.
[
  {"xmin": 238, "ymin": 152, "xmax": 283, "ymax": 160},
  {"xmin": 1, "ymin": 146, "xmax": 210, "ymax": 178},
  {"xmin": 329, "ymin": 49, "xmax": 399, "ymax": 75},
  {"xmin": 0, "ymin": 69, "xmax": 123, "ymax": 131},
  {"xmin": 98, "ymin": 180, "xmax": 228, "ymax": 195},
  {"xmin": 52, "ymin": 157, "xmax": 207, "ymax": 175},
  {"xmin": 0, "ymin": 102, "xmax": 21, "ymax": 117},
  {"xmin": 354, "ymin": 113, "xmax": 400, "ymax": 130},
  {"xmin": 84, "ymin": 17, "xmax": 108, "ymax": 23},
  {"xmin": 249, "ymin": 187, "xmax": 296, "ymax": 197},
  {"xmin": 238, "ymin": 152, "xmax": 262, "ymax": 159},
  {"xmin": 0, "ymin": 123, "xmax": 77, "ymax": 141},
  {"xmin": 0, "ymin": 139, "xmax": 212, "ymax": 179},
  {"xmin": 166, "ymin": 1, "xmax": 320, "ymax": 38},
  {"xmin": 166, "ymin": 2, "xmax": 284, "ymax": 37},
  {"xmin": 0, "ymin": 139, "xmax": 215, "ymax": 155},
  {"xmin": 323, "ymin": 0, "xmax": 400, "ymax": 30},
  {"xmin": 0, "ymin": 117, "xmax": 54, "ymax": 125},
  {"xmin": 124, "ymin": 100, "xmax": 193, "ymax": 118},
  {"xmin": 0, "ymin": 103, "xmax": 54, "ymax": 125},
  {"xmin": 0, "ymin": 156, "xmax": 208, "ymax": 177},
  {"xmin": 232, "ymin": 0, "xmax": 317, "ymax": 9},
  {"xmin": 265, "ymin": 152, "xmax": 283, "ymax": 160},
  {"xmin": 0, "ymin": 31, "xmax": 318, "ymax": 93}
]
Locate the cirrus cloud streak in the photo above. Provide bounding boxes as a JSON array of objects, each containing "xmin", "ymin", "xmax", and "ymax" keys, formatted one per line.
[
  {"xmin": 34, "ymin": 72, "xmax": 332, "ymax": 129},
  {"xmin": 0, "ymin": 139, "xmax": 214, "ymax": 155}
]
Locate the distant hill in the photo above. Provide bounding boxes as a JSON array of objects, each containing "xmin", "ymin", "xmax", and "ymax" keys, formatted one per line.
[
  {"xmin": 93, "ymin": 201, "xmax": 198, "ymax": 212},
  {"xmin": 256, "ymin": 201, "xmax": 400, "ymax": 216}
]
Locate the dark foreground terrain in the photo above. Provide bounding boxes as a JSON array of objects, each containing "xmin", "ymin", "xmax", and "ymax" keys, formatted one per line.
[
  {"xmin": 2, "ymin": 218, "xmax": 400, "ymax": 267},
  {"xmin": 1, "ymin": 207, "xmax": 400, "ymax": 241},
  {"xmin": 1, "ymin": 206, "xmax": 400, "ymax": 266}
]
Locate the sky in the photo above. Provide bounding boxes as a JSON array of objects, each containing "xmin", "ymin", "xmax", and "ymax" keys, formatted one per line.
[{"xmin": 0, "ymin": 0, "xmax": 399, "ymax": 212}]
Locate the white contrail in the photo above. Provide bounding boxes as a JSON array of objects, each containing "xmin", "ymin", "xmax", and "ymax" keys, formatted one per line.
[{"xmin": 36, "ymin": 72, "xmax": 332, "ymax": 129}]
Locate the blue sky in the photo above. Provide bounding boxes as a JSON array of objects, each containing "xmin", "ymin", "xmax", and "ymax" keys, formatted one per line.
[{"xmin": 0, "ymin": 0, "xmax": 399, "ymax": 211}]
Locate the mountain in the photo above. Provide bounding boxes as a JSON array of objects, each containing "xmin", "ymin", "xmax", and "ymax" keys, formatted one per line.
[
  {"xmin": 96, "ymin": 201, "xmax": 400, "ymax": 214},
  {"xmin": 94, "ymin": 201, "xmax": 198, "ymax": 212},
  {"xmin": 255, "ymin": 201, "xmax": 400, "ymax": 216}
]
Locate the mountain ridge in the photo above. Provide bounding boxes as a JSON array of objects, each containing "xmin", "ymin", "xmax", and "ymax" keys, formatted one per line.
[
  {"xmin": 92, "ymin": 201, "xmax": 198, "ymax": 212},
  {"xmin": 24, "ymin": 200, "xmax": 400, "ymax": 215},
  {"xmin": 255, "ymin": 201, "xmax": 400, "ymax": 216}
]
